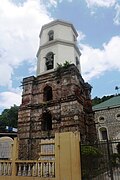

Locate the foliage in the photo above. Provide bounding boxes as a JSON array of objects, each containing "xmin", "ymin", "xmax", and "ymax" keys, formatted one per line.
[
  {"xmin": 115, "ymin": 86, "xmax": 119, "ymax": 90},
  {"xmin": 111, "ymin": 153, "xmax": 120, "ymax": 167},
  {"xmin": 81, "ymin": 145, "xmax": 103, "ymax": 179},
  {"xmin": 81, "ymin": 145, "xmax": 102, "ymax": 158},
  {"xmin": 92, "ymin": 95, "xmax": 115, "ymax": 106},
  {"xmin": 56, "ymin": 61, "xmax": 71, "ymax": 77},
  {"xmin": 56, "ymin": 61, "xmax": 71, "ymax": 71},
  {"xmin": 0, "ymin": 105, "xmax": 19, "ymax": 132},
  {"xmin": 56, "ymin": 63, "xmax": 62, "ymax": 72},
  {"xmin": 110, "ymin": 144, "xmax": 120, "ymax": 168},
  {"xmin": 63, "ymin": 60, "xmax": 71, "ymax": 68}
]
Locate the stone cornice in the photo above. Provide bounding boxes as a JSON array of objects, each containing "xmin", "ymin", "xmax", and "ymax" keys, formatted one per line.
[{"xmin": 36, "ymin": 39, "xmax": 81, "ymax": 57}]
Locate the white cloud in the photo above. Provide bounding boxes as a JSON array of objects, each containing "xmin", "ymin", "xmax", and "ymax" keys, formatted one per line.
[
  {"xmin": 0, "ymin": 0, "xmax": 120, "ymax": 111},
  {"xmin": 0, "ymin": 0, "xmax": 53, "ymax": 88},
  {"xmin": 0, "ymin": 0, "xmax": 53, "ymax": 112},
  {"xmin": 0, "ymin": 91, "xmax": 21, "ymax": 109},
  {"xmin": 80, "ymin": 36, "xmax": 120, "ymax": 81},
  {"xmin": 86, "ymin": 0, "xmax": 116, "ymax": 8},
  {"xmin": 77, "ymin": 31, "xmax": 86, "ymax": 42},
  {"xmin": 0, "ymin": 63, "xmax": 13, "ymax": 88},
  {"xmin": 114, "ymin": 3, "xmax": 120, "ymax": 25},
  {"xmin": 85, "ymin": 0, "xmax": 120, "ymax": 25},
  {"xmin": 45, "ymin": 0, "xmax": 73, "ymax": 8},
  {"xmin": 43, "ymin": 0, "xmax": 57, "ymax": 8}
]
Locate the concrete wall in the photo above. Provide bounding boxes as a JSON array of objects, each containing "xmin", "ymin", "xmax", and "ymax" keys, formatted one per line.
[
  {"xmin": 37, "ymin": 41, "xmax": 80, "ymax": 75},
  {"xmin": 36, "ymin": 21, "xmax": 81, "ymax": 75},
  {"xmin": 40, "ymin": 24, "xmax": 76, "ymax": 46}
]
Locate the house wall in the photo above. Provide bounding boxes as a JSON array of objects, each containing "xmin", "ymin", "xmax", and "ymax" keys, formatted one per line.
[
  {"xmin": 40, "ymin": 24, "xmax": 75, "ymax": 45},
  {"xmin": 94, "ymin": 106, "xmax": 120, "ymax": 140}
]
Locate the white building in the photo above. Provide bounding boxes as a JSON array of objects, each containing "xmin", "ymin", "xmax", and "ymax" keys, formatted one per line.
[{"xmin": 36, "ymin": 19, "xmax": 81, "ymax": 75}]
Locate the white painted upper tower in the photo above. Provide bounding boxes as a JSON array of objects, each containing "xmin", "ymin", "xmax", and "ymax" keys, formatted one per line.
[{"xmin": 36, "ymin": 19, "xmax": 81, "ymax": 75}]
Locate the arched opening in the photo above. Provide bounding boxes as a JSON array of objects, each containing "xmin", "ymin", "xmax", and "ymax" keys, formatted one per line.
[
  {"xmin": 45, "ymin": 52, "xmax": 54, "ymax": 70},
  {"xmin": 0, "ymin": 137, "xmax": 13, "ymax": 159},
  {"xmin": 99, "ymin": 127, "xmax": 108, "ymax": 140},
  {"xmin": 43, "ymin": 86, "xmax": 53, "ymax": 101},
  {"xmin": 48, "ymin": 30, "xmax": 54, "ymax": 41},
  {"xmin": 42, "ymin": 111, "xmax": 52, "ymax": 131}
]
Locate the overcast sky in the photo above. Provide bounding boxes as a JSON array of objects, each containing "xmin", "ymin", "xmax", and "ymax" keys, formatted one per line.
[{"xmin": 0, "ymin": 0, "xmax": 120, "ymax": 113}]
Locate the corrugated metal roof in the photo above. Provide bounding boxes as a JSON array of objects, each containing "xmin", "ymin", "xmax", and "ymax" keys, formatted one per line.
[{"xmin": 92, "ymin": 95, "xmax": 120, "ymax": 111}]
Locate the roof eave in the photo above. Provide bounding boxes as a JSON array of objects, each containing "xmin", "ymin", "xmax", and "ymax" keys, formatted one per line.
[{"xmin": 39, "ymin": 19, "xmax": 78, "ymax": 38}]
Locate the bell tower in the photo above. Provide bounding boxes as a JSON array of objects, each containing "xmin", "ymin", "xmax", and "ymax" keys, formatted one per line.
[
  {"xmin": 36, "ymin": 19, "xmax": 81, "ymax": 75},
  {"xmin": 18, "ymin": 20, "xmax": 96, "ymax": 160}
]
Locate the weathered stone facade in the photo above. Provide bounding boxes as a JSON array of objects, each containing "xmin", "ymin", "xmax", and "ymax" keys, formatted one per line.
[
  {"xmin": 94, "ymin": 106, "xmax": 120, "ymax": 140},
  {"xmin": 93, "ymin": 96, "xmax": 120, "ymax": 140},
  {"xmin": 18, "ymin": 64, "xmax": 96, "ymax": 159}
]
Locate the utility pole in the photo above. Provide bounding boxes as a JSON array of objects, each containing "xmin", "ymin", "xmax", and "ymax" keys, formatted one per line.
[{"xmin": 115, "ymin": 86, "xmax": 120, "ymax": 94}]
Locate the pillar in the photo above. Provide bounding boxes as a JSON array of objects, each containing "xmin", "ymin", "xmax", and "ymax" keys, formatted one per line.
[{"xmin": 55, "ymin": 132, "xmax": 81, "ymax": 180}]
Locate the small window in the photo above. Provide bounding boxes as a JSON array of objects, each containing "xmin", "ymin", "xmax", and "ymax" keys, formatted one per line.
[
  {"xmin": 48, "ymin": 30, "xmax": 54, "ymax": 41},
  {"xmin": 116, "ymin": 113, "xmax": 120, "ymax": 120},
  {"xmin": 76, "ymin": 57, "xmax": 79, "ymax": 66},
  {"xmin": 42, "ymin": 111, "xmax": 52, "ymax": 131},
  {"xmin": 98, "ymin": 116, "xmax": 105, "ymax": 122},
  {"xmin": 45, "ymin": 52, "xmax": 54, "ymax": 70},
  {"xmin": 99, "ymin": 127, "xmax": 108, "ymax": 140},
  {"xmin": 43, "ymin": 86, "xmax": 53, "ymax": 101}
]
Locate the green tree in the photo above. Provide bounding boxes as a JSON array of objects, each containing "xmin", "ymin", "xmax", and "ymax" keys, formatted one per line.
[
  {"xmin": 0, "ymin": 105, "xmax": 19, "ymax": 132},
  {"xmin": 92, "ymin": 96, "xmax": 101, "ymax": 106},
  {"xmin": 92, "ymin": 95, "xmax": 115, "ymax": 106},
  {"xmin": 81, "ymin": 145, "xmax": 103, "ymax": 179}
]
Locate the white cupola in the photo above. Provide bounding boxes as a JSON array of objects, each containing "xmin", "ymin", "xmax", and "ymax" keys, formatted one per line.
[{"xmin": 36, "ymin": 19, "xmax": 81, "ymax": 76}]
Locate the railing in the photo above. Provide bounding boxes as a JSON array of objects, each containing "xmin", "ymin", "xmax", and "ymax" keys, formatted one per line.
[
  {"xmin": 16, "ymin": 160, "xmax": 55, "ymax": 177},
  {"xmin": 0, "ymin": 160, "xmax": 55, "ymax": 178},
  {"xmin": 0, "ymin": 138, "xmax": 55, "ymax": 178},
  {"xmin": 0, "ymin": 160, "xmax": 12, "ymax": 176}
]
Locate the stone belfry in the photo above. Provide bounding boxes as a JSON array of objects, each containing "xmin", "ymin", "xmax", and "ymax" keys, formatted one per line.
[{"xmin": 18, "ymin": 20, "xmax": 96, "ymax": 159}]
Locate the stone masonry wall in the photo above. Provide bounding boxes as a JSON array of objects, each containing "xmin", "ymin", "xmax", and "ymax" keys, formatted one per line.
[
  {"xmin": 94, "ymin": 106, "xmax": 120, "ymax": 140},
  {"xmin": 18, "ymin": 64, "xmax": 96, "ymax": 159}
]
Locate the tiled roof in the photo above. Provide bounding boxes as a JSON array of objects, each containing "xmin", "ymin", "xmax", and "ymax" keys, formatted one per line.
[{"xmin": 92, "ymin": 95, "xmax": 120, "ymax": 111}]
